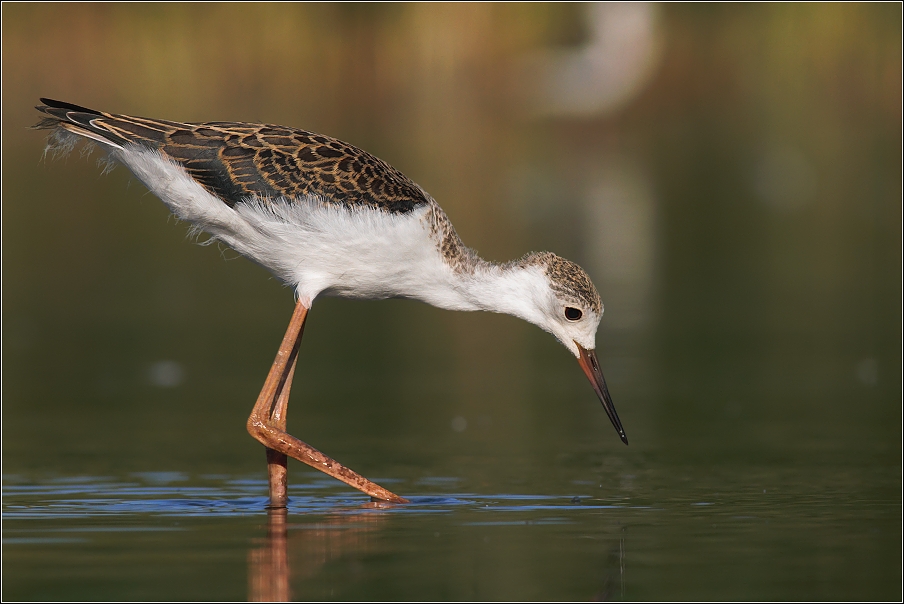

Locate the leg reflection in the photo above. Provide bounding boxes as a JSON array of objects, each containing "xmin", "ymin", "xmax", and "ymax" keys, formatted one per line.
[
  {"xmin": 249, "ymin": 507, "xmax": 290, "ymax": 602},
  {"xmin": 247, "ymin": 501, "xmax": 397, "ymax": 601}
]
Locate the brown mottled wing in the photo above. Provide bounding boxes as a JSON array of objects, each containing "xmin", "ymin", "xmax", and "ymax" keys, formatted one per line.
[{"xmin": 35, "ymin": 98, "xmax": 429, "ymax": 213}]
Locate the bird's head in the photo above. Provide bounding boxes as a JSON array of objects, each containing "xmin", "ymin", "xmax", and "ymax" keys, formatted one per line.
[{"xmin": 517, "ymin": 252, "xmax": 628, "ymax": 445}]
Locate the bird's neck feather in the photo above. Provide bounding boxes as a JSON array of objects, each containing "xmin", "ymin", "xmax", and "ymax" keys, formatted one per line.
[{"xmin": 437, "ymin": 262, "xmax": 550, "ymax": 326}]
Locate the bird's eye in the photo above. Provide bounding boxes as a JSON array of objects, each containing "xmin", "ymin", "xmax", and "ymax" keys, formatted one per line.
[{"xmin": 564, "ymin": 307, "xmax": 582, "ymax": 321}]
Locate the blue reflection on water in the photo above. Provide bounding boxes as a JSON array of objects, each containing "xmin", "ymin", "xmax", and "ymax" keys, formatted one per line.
[{"xmin": 3, "ymin": 475, "xmax": 637, "ymax": 520}]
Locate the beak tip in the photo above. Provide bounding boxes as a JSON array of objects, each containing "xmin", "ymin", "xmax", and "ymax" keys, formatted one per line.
[{"xmin": 577, "ymin": 345, "xmax": 629, "ymax": 447}]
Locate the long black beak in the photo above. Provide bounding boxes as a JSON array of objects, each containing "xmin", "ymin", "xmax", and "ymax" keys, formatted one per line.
[{"xmin": 576, "ymin": 343, "xmax": 628, "ymax": 445}]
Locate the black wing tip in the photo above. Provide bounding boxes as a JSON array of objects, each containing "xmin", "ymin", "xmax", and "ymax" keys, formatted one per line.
[{"xmin": 37, "ymin": 98, "xmax": 102, "ymax": 116}]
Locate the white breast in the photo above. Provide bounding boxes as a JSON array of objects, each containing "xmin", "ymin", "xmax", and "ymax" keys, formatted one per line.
[{"xmin": 232, "ymin": 198, "xmax": 459, "ymax": 306}]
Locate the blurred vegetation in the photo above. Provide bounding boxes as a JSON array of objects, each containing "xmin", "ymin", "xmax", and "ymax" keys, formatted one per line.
[{"xmin": 3, "ymin": 0, "xmax": 899, "ymax": 472}]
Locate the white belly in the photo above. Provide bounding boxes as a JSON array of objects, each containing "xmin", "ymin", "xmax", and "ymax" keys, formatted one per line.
[
  {"xmin": 114, "ymin": 147, "xmax": 470, "ymax": 309},
  {"xmin": 231, "ymin": 198, "xmax": 451, "ymax": 305}
]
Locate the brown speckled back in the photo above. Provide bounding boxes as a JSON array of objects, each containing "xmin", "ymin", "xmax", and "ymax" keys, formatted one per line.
[{"xmin": 36, "ymin": 99, "xmax": 429, "ymax": 214}]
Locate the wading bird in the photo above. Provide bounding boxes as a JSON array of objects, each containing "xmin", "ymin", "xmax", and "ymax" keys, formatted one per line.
[{"xmin": 35, "ymin": 98, "xmax": 627, "ymax": 506}]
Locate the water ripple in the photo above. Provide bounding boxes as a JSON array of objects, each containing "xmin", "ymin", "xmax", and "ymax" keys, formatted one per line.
[{"xmin": 3, "ymin": 475, "xmax": 630, "ymax": 519}]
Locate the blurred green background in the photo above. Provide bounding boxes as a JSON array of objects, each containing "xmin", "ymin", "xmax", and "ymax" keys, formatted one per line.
[{"xmin": 2, "ymin": 3, "xmax": 901, "ymax": 601}]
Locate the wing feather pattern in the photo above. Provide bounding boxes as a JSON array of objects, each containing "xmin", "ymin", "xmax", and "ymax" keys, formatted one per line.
[{"xmin": 35, "ymin": 98, "xmax": 429, "ymax": 213}]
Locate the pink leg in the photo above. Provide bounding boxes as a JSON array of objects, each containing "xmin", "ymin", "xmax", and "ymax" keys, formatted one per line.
[{"xmin": 247, "ymin": 300, "xmax": 408, "ymax": 505}]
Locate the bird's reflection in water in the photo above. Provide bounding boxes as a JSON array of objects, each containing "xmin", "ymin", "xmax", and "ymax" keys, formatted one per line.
[
  {"xmin": 248, "ymin": 507, "xmax": 290, "ymax": 601},
  {"xmin": 248, "ymin": 501, "xmax": 628, "ymax": 601},
  {"xmin": 248, "ymin": 502, "xmax": 393, "ymax": 601}
]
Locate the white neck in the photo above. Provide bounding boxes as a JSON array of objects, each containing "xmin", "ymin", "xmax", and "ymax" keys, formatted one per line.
[{"xmin": 418, "ymin": 262, "xmax": 550, "ymax": 327}]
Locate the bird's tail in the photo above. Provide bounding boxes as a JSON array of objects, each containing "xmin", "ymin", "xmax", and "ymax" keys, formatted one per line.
[{"xmin": 34, "ymin": 97, "xmax": 134, "ymax": 155}]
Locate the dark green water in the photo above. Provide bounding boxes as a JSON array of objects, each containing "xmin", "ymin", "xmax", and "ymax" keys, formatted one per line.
[
  {"xmin": 3, "ymin": 3, "xmax": 901, "ymax": 601},
  {"xmin": 2, "ymin": 449, "xmax": 897, "ymax": 600}
]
